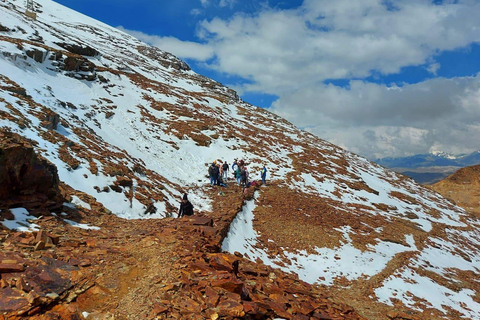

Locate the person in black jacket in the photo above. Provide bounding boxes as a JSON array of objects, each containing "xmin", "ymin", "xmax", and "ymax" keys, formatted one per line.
[{"xmin": 178, "ymin": 193, "xmax": 194, "ymax": 218}]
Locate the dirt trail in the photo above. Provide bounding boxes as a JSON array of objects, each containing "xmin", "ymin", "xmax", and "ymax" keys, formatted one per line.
[{"xmin": 1, "ymin": 183, "xmax": 365, "ymax": 320}]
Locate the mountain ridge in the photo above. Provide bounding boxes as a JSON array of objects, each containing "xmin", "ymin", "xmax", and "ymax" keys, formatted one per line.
[{"xmin": 0, "ymin": 0, "xmax": 479, "ymax": 319}]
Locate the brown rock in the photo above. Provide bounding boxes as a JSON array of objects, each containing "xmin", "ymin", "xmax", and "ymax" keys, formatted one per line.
[
  {"xmin": 175, "ymin": 296, "xmax": 201, "ymax": 314},
  {"xmin": 204, "ymin": 286, "xmax": 220, "ymax": 307},
  {"xmin": 0, "ymin": 263, "xmax": 24, "ymax": 273},
  {"xmin": 211, "ymin": 276, "xmax": 243, "ymax": 294},
  {"xmin": 116, "ymin": 176, "xmax": 133, "ymax": 187},
  {"xmin": 34, "ymin": 241, "xmax": 45, "ymax": 251},
  {"xmin": 217, "ymin": 299, "xmax": 245, "ymax": 317},
  {"xmin": 27, "ymin": 306, "xmax": 41, "ymax": 316},
  {"xmin": 190, "ymin": 216, "xmax": 213, "ymax": 226},
  {"xmin": 15, "ymin": 277, "xmax": 30, "ymax": 292},
  {"xmin": 243, "ymin": 301, "xmax": 259, "ymax": 315},
  {"xmin": 209, "ymin": 254, "xmax": 237, "ymax": 272},
  {"xmin": 26, "ymin": 290, "xmax": 40, "ymax": 304},
  {"xmin": 312, "ymin": 311, "xmax": 333, "ymax": 319},
  {"xmin": 63, "ymin": 239, "xmax": 82, "ymax": 247},
  {"xmin": 197, "ymin": 226, "xmax": 217, "ymax": 236},
  {"xmin": 151, "ymin": 303, "xmax": 168, "ymax": 315},
  {"xmin": 387, "ymin": 311, "xmax": 418, "ymax": 320},
  {"xmin": 47, "ymin": 233, "xmax": 61, "ymax": 245},
  {"xmin": 0, "ymin": 287, "xmax": 29, "ymax": 311},
  {"xmin": 0, "ymin": 131, "xmax": 64, "ymax": 212},
  {"xmin": 292, "ymin": 315, "xmax": 309, "ymax": 320},
  {"xmin": 40, "ymin": 110, "xmax": 60, "ymax": 130}
]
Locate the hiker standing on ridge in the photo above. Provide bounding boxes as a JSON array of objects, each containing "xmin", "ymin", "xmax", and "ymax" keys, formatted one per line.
[
  {"xmin": 260, "ymin": 165, "xmax": 267, "ymax": 184},
  {"xmin": 222, "ymin": 161, "xmax": 229, "ymax": 181},
  {"xmin": 235, "ymin": 165, "xmax": 242, "ymax": 185},
  {"xmin": 241, "ymin": 166, "xmax": 248, "ymax": 187},
  {"xmin": 232, "ymin": 159, "xmax": 238, "ymax": 180},
  {"xmin": 212, "ymin": 162, "xmax": 220, "ymax": 186},
  {"xmin": 178, "ymin": 193, "xmax": 194, "ymax": 218},
  {"xmin": 208, "ymin": 162, "xmax": 216, "ymax": 186},
  {"xmin": 218, "ymin": 161, "xmax": 224, "ymax": 181}
]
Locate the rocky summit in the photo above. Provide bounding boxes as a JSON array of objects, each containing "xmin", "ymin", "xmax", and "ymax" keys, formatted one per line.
[{"xmin": 0, "ymin": 0, "xmax": 479, "ymax": 319}]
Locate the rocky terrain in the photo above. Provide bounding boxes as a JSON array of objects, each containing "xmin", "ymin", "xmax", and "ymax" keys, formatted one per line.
[
  {"xmin": 431, "ymin": 164, "xmax": 480, "ymax": 218},
  {"xmin": 0, "ymin": 0, "xmax": 479, "ymax": 319}
]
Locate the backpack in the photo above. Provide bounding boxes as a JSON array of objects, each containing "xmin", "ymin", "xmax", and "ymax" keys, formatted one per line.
[
  {"xmin": 222, "ymin": 163, "xmax": 228, "ymax": 171},
  {"xmin": 208, "ymin": 166, "xmax": 214, "ymax": 176},
  {"xmin": 241, "ymin": 168, "xmax": 247, "ymax": 179}
]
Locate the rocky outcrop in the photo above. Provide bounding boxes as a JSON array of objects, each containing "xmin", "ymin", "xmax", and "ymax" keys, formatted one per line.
[
  {"xmin": 431, "ymin": 164, "xmax": 480, "ymax": 217},
  {"xmin": 137, "ymin": 46, "xmax": 190, "ymax": 71},
  {"xmin": 40, "ymin": 109, "xmax": 60, "ymax": 130},
  {"xmin": 0, "ymin": 131, "xmax": 64, "ymax": 214},
  {"xmin": 55, "ymin": 42, "xmax": 100, "ymax": 57}
]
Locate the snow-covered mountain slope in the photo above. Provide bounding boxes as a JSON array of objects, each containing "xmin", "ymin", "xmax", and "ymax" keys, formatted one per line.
[{"xmin": 1, "ymin": 0, "xmax": 479, "ymax": 318}]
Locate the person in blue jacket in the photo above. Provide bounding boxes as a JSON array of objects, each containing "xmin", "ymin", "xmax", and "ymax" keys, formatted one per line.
[{"xmin": 260, "ymin": 165, "xmax": 267, "ymax": 184}]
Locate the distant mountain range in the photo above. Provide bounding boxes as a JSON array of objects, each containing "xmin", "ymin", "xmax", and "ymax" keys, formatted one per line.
[{"xmin": 375, "ymin": 150, "xmax": 480, "ymax": 184}]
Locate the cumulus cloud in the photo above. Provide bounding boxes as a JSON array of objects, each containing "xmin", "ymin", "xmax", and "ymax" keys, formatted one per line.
[
  {"xmin": 427, "ymin": 63, "xmax": 441, "ymax": 75},
  {"xmin": 190, "ymin": 8, "xmax": 202, "ymax": 16},
  {"xmin": 271, "ymin": 75, "xmax": 480, "ymax": 158},
  {"xmin": 219, "ymin": 0, "xmax": 237, "ymax": 8},
  {"xmin": 200, "ymin": 0, "xmax": 236, "ymax": 8},
  {"xmin": 117, "ymin": 26, "xmax": 214, "ymax": 61},
  {"xmin": 194, "ymin": 0, "xmax": 480, "ymax": 93},
  {"xmin": 123, "ymin": 1, "xmax": 480, "ymax": 157}
]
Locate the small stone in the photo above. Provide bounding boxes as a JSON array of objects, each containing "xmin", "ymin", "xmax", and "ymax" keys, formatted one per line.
[
  {"xmin": 26, "ymin": 290, "xmax": 40, "ymax": 304},
  {"xmin": 34, "ymin": 241, "xmax": 45, "ymax": 251},
  {"xmin": 46, "ymin": 292, "xmax": 59, "ymax": 300},
  {"xmin": 15, "ymin": 277, "xmax": 30, "ymax": 292},
  {"xmin": 35, "ymin": 230, "xmax": 47, "ymax": 243},
  {"xmin": 47, "ymin": 233, "xmax": 61, "ymax": 245},
  {"xmin": 0, "ymin": 263, "xmax": 25, "ymax": 273}
]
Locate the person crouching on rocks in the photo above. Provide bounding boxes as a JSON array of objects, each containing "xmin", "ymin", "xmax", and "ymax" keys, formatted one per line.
[{"xmin": 178, "ymin": 193, "xmax": 194, "ymax": 218}]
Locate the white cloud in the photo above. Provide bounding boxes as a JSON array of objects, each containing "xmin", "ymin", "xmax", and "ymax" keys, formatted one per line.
[
  {"xmin": 427, "ymin": 63, "xmax": 441, "ymax": 75},
  {"xmin": 200, "ymin": 0, "xmax": 236, "ymax": 8},
  {"xmin": 219, "ymin": 0, "xmax": 236, "ymax": 8},
  {"xmin": 194, "ymin": 1, "xmax": 480, "ymax": 93},
  {"xmin": 271, "ymin": 75, "xmax": 480, "ymax": 158},
  {"xmin": 190, "ymin": 8, "xmax": 202, "ymax": 16},
  {"xmin": 122, "ymin": 1, "xmax": 480, "ymax": 157},
  {"xmin": 117, "ymin": 26, "xmax": 214, "ymax": 61}
]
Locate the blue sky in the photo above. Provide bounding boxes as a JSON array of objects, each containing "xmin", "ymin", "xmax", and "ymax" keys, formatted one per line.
[{"xmin": 55, "ymin": 0, "xmax": 480, "ymax": 159}]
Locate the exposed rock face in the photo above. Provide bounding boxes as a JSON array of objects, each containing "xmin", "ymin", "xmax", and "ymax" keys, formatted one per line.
[
  {"xmin": 40, "ymin": 109, "xmax": 59, "ymax": 130},
  {"xmin": 0, "ymin": 130, "xmax": 64, "ymax": 213},
  {"xmin": 137, "ymin": 45, "xmax": 190, "ymax": 71},
  {"xmin": 55, "ymin": 42, "xmax": 100, "ymax": 57}
]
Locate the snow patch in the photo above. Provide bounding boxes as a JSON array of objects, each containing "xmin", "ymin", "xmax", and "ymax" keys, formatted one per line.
[{"xmin": 1, "ymin": 208, "xmax": 40, "ymax": 232}]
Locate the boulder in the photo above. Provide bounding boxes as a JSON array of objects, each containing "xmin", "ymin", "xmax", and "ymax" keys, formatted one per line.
[
  {"xmin": 55, "ymin": 42, "xmax": 100, "ymax": 57},
  {"xmin": 0, "ymin": 131, "xmax": 64, "ymax": 213},
  {"xmin": 40, "ymin": 109, "xmax": 60, "ymax": 130}
]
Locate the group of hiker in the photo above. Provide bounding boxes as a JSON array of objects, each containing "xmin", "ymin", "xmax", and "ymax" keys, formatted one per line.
[
  {"xmin": 208, "ymin": 159, "xmax": 267, "ymax": 187},
  {"xmin": 178, "ymin": 159, "xmax": 268, "ymax": 218}
]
